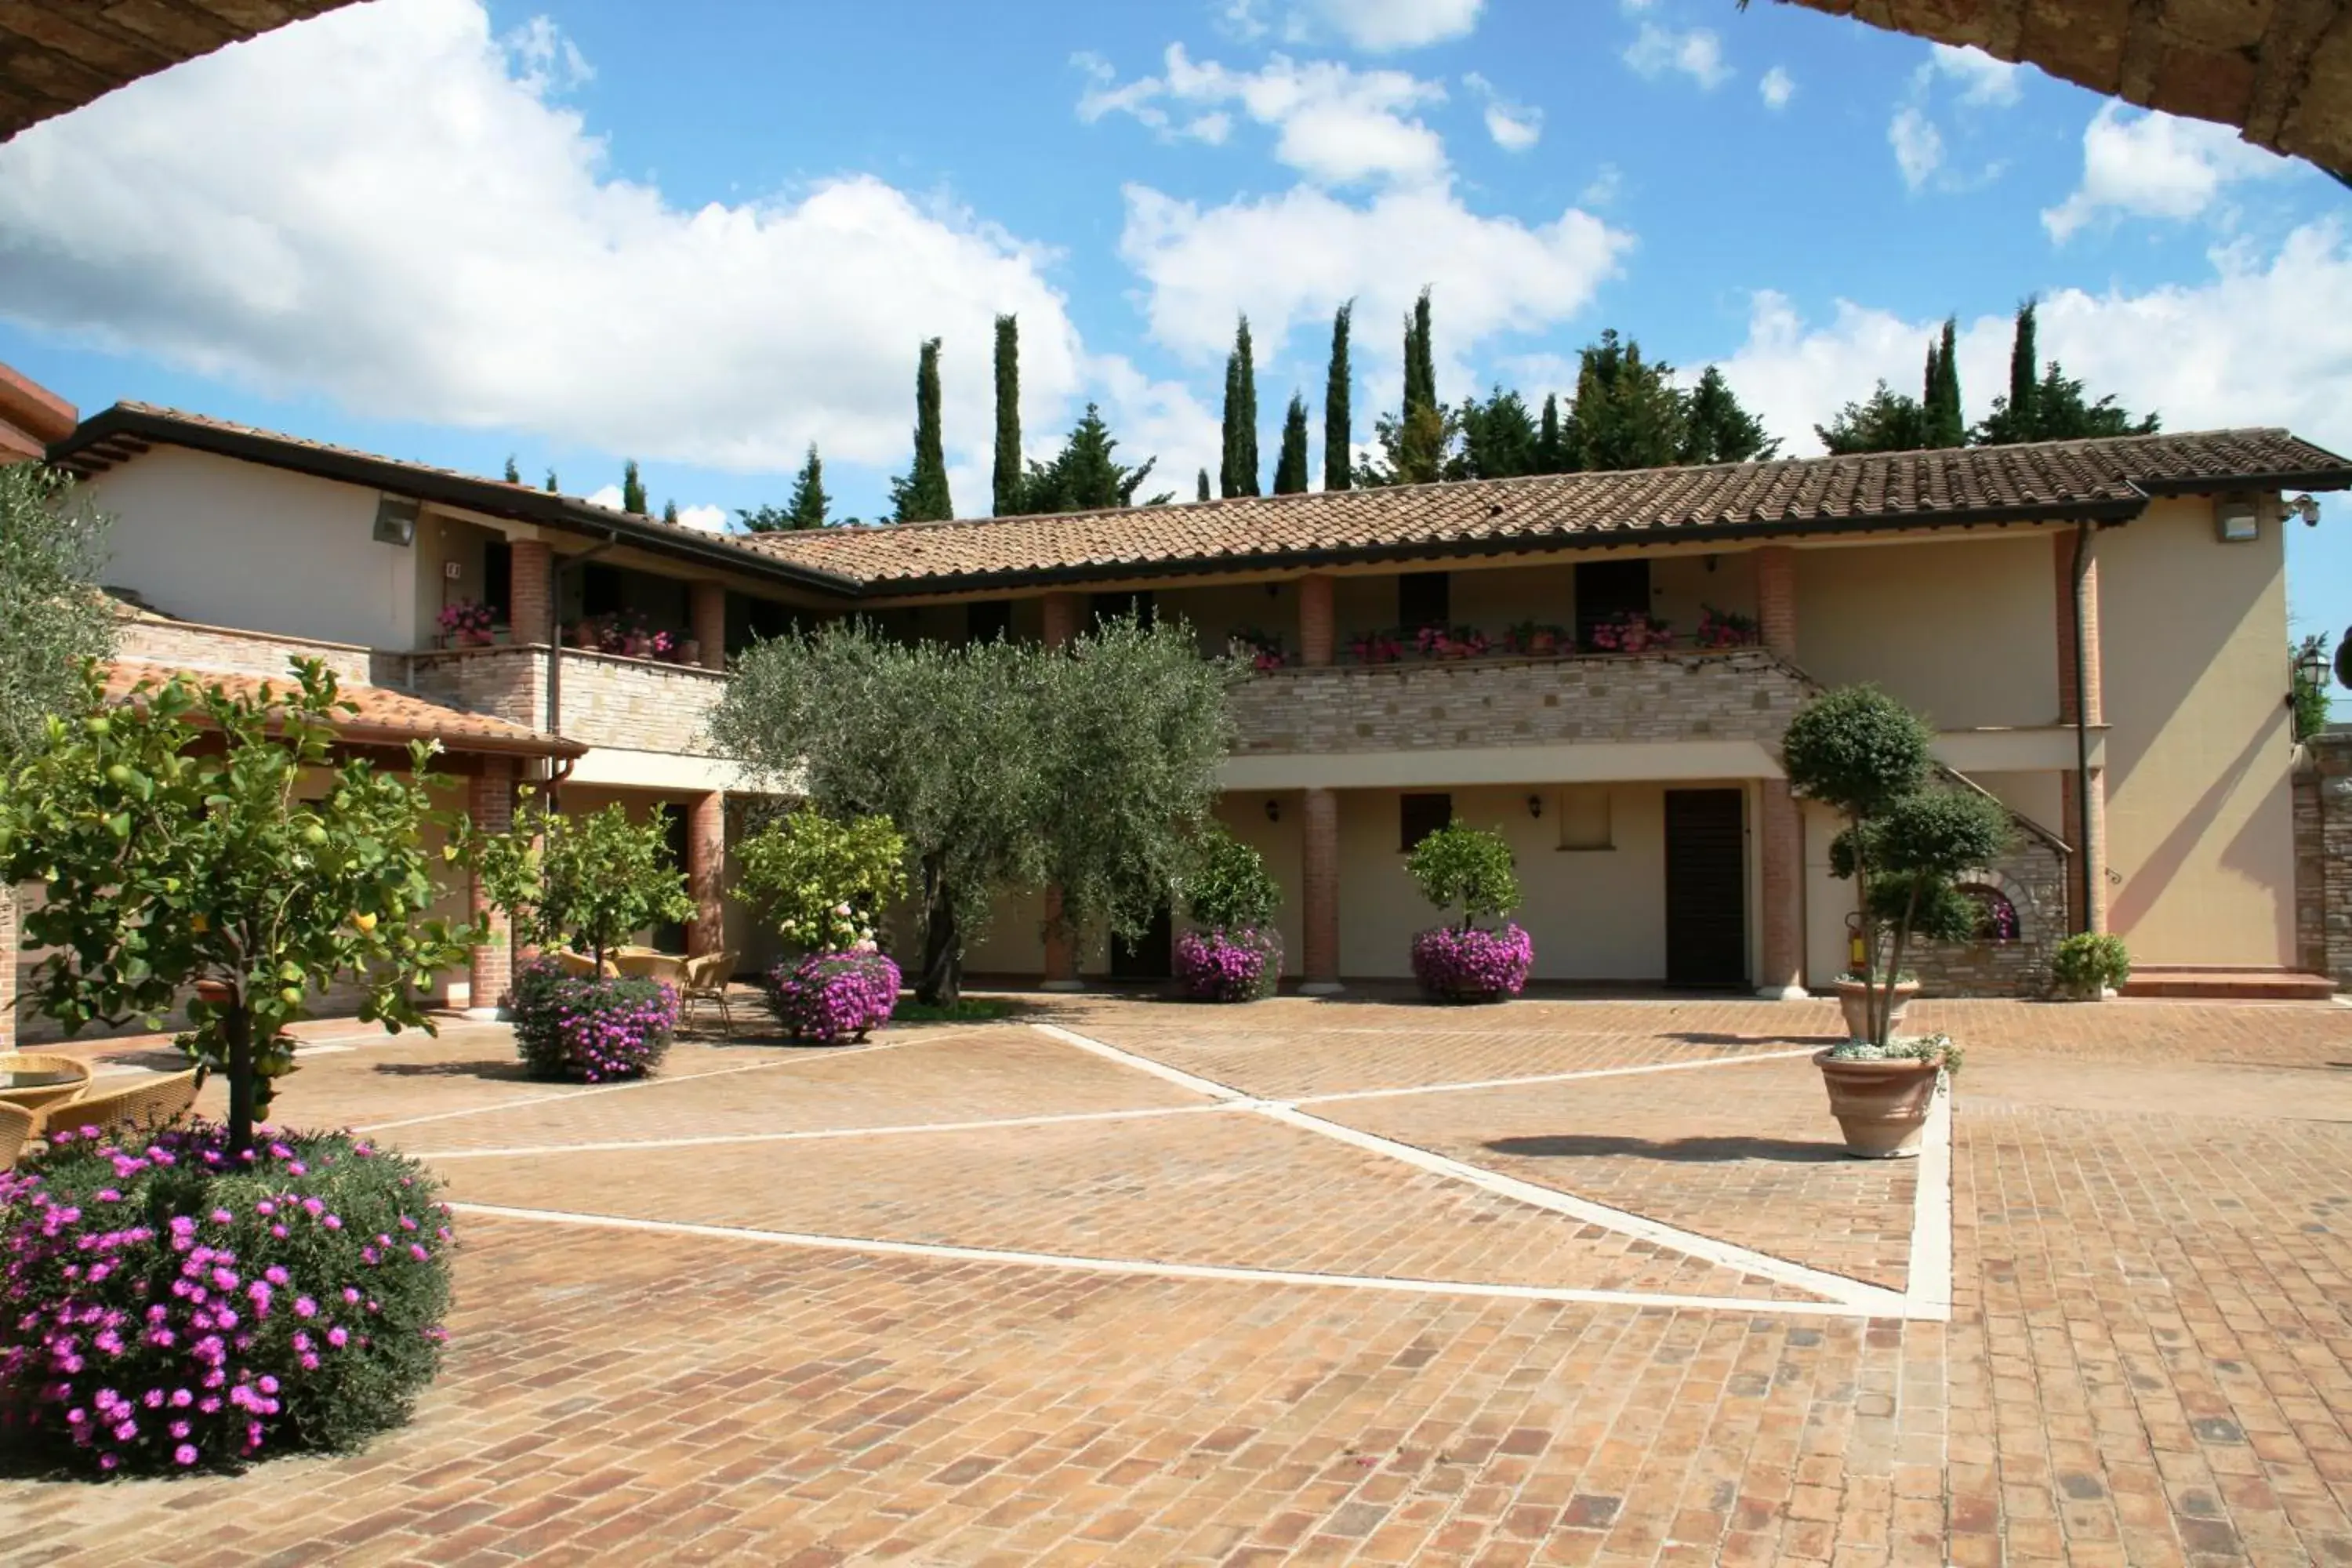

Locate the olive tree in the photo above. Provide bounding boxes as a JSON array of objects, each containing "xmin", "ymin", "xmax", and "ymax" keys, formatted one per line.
[
  {"xmin": 0, "ymin": 662, "xmax": 477, "ymax": 1152},
  {"xmin": 711, "ymin": 615, "xmax": 1233, "ymax": 1006},
  {"xmin": 0, "ymin": 463, "xmax": 114, "ymax": 764},
  {"xmin": 1782, "ymin": 684, "xmax": 2009, "ymax": 1044}
]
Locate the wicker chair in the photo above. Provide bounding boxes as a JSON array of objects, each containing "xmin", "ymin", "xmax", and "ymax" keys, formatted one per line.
[
  {"xmin": 0, "ymin": 1052, "xmax": 96, "ymax": 1113},
  {"xmin": 681, "ymin": 951, "xmax": 738, "ymax": 1036},
  {"xmin": 0, "ymin": 1101, "xmax": 36, "ymax": 1172},
  {"xmin": 551, "ymin": 950, "xmax": 617, "ymax": 979},
  {"xmin": 614, "ymin": 949, "xmax": 687, "ymax": 985},
  {"xmin": 35, "ymin": 1069, "xmax": 201, "ymax": 1146}
]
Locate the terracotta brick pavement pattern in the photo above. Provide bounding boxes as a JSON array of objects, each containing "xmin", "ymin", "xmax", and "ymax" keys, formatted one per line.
[{"xmin": 2, "ymin": 993, "xmax": 2350, "ymax": 1566}]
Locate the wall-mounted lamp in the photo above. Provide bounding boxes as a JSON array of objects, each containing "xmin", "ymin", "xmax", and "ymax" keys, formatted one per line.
[
  {"xmin": 372, "ymin": 495, "xmax": 419, "ymax": 547},
  {"xmin": 1265, "ymin": 797, "xmax": 1281, "ymax": 823},
  {"xmin": 2215, "ymin": 496, "xmax": 2260, "ymax": 543},
  {"xmin": 1704, "ymin": 554, "xmax": 1719, "ymax": 574},
  {"xmin": 2288, "ymin": 493, "xmax": 2322, "ymax": 528},
  {"xmin": 1526, "ymin": 793, "xmax": 1544, "ymax": 819}
]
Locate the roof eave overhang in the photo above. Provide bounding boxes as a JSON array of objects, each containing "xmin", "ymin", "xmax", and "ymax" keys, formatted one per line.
[
  {"xmin": 834, "ymin": 495, "xmax": 2153, "ymax": 599},
  {"xmin": 51, "ymin": 408, "xmax": 866, "ymax": 600}
]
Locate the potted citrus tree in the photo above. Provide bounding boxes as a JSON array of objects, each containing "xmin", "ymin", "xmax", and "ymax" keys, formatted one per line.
[
  {"xmin": 1175, "ymin": 832, "xmax": 1282, "ymax": 1002},
  {"xmin": 737, "ymin": 806, "xmax": 909, "ymax": 1043},
  {"xmin": 1406, "ymin": 821, "xmax": 1533, "ymax": 1004},
  {"xmin": 1781, "ymin": 685, "xmax": 2009, "ymax": 1157}
]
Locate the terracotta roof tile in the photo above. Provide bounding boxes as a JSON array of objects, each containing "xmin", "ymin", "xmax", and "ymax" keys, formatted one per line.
[
  {"xmin": 740, "ymin": 428, "xmax": 2352, "ymax": 592},
  {"xmin": 103, "ymin": 662, "xmax": 584, "ymax": 760}
]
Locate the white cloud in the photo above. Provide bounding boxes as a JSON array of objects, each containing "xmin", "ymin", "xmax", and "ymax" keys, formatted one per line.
[
  {"xmin": 0, "ymin": 0, "xmax": 1096, "ymax": 484},
  {"xmin": 1889, "ymin": 105, "xmax": 1943, "ymax": 190},
  {"xmin": 1117, "ymin": 181, "xmax": 1632, "ymax": 399},
  {"xmin": 1624, "ymin": 24, "xmax": 1732, "ymax": 90},
  {"xmin": 583, "ymin": 484, "xmax": 624, "ymax": 510},
  {"xmin": 1290, "ymin": 0, "xmax": 1483, "ymax": 51},
  {"xmin": 2042, "ymin": 102, "xmax": 2294, "ymax": 242},
  {"xmin": 1714, "ymin": 223, "xmax": 2352, "ymax": 457},
  {"xmin": 1462, "ymin": 71, "xmax": 1541, "ymax": 152},
  {"xmin": 1580, "ymin": 164, "xmax": 1624, "ymax": 208},
  {"xmin": 1759, "ymin": 66, "xmax": 1794, "ymax": 111},
  {"xmin": 1078, "ymin": 45, "xmax": 1449, "ymax": 186},
  {"xmin": 1928, "ymin": 43, "xmax": 2023, "ymax": 107},
  {"xmin": 673, "ymin": 503, "xmax": 730, "ymax": 534}
]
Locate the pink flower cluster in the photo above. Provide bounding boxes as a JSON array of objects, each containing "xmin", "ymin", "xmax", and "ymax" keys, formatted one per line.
[
  {"xmin": 764, "ymin": 950, "xmax": 901, "ymax": 1044},
  {"xmin": 509, "ymin": 960, "xmax": 681, "ymax": 1083},
  {"xmin": 1410, "ymin": 923, "xmax": 1534, "ymax": 1004},
  {"xmin": 0, "ymin": 1123, "xmax": 453, "ymax": 1475},
  {"xmin": 1692, "ymin": 606, "xmax": 1761, "ymax": 649},
  {"xmin": 1174, "ymin": 927, "xmax": 1281, "ymax": 1003},
  {"xmin": 1586, "ymin": 612, "xmax": 1674, "ymax": 653}
]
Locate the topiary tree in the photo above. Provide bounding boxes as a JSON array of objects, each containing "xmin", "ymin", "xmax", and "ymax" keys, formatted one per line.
[
  {"xmin": 476, "ymin": 793, "xmax": 695, "ymax": 971},
  {"xmin": 1784, "ymin": 684, "xmax": 2009, "ymax": 1044},
  {"xmin": 1184, "ymin": 832, "xmax": 1279, "ymax": 932},
  {"xmin": 735, "ymin": 807, "xmax": 907, "ymax": 953},
  {"xmin": 0, "ymin": 662, "xmax": 477, "ymax": 1153},
  {"xmin": 1406, "ymin": 821, "xmax": 1519, "ymax": 930}
]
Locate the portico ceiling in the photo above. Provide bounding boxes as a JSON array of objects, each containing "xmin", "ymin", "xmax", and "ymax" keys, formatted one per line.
[
  {"xmin": 1762, "ymin": 0, "xmax": 2352, "ymax": 181},
  {"xmin": 0, "ymin": 1, "xmax": 357, "ymax": 143}
]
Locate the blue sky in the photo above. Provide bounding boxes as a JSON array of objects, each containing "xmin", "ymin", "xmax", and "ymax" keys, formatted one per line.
[{"xmin": 0, "ymin": 0, "xmax": 2347, "ymax": 636}]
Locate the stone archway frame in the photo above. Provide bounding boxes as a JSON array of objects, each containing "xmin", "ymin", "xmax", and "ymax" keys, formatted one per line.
[{"xmin": 1952, "ymin": 866, "xmax": 2038, "ymax": 944}]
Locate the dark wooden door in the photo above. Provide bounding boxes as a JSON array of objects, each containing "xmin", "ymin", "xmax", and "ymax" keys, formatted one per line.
[
  {"xmin": 1109, "ymin": 905, "xmax": 1174, "ymax": 981},
  {"xmin": 1664, "ymin": 789, "xmax": 1747, "ymax": 988}
]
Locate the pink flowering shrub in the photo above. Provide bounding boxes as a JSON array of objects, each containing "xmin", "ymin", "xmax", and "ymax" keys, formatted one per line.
[
  {"xmin": 1410, "ymin": 923, "xmax": 1534, "ymax": 1004},
  {"xmin": 508, "ymin": 959, "xmax": 680, "ymax": 1083},
  {"xmin": 1175, "ymin": 927, "xmax": 1281, "ymax": 1003},
  {"xmin": 0, "ymin": 1122, "xmax": 453, "ymax": 1475},
  {"xmin": 763, "ymin": 950, "xmax": 902, "ymax": 1044}
]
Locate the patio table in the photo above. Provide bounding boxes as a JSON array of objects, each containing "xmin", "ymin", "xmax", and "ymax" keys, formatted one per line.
[{"xmin": 0, "ymin": 1054, "xmax": 95, "ymax": 1113}]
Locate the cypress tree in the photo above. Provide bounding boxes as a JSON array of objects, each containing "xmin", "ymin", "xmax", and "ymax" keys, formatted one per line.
[
  {"xmin": 1196, "ymin": 467, "xmax": 1210, "ymax": 503},
  {"xmin": 503, "ymin": 455, "xmax": 521, "ymax": 484},
  {"xmin": 1537, "ymin": 393, "xmax": 1565, "ymax": 473},
  {"xmin": 888, "ymin": 338, "xmax": 954, "ymax": 522},
  {"xmin": 786, "ymin": 445, "xmax": 829, "ymax": 529},
  {"xmin": 2006, "ymin": 300, "xmax": 2039, "ymax": 441},
  {"xmin": 1922, "ymin": 338, "xmax": 1943, "ymax": 434},
  {"xmin": 621, "ymin": 460, "xmax": 647, "ymax": 515},
  {"xmin": 661, "ymin": 499, "xmax": 678, "ymax": 525},
  {"xmin": 1273, "ymin": 394, "xmax": 1311, "ymax": 493},
  {"xmin": 1393, "ymin": 287, "xmax": 1446, "ymax": 484},
  {"xmin": 992, "ymin": 314, "xmax": 1022, "ymax": 516},
  {"xmin": 1323, "ymin": 300, "xmax": 1353, "ymax": 492},
  {"xmin": 544, "ymin": 469, "xmax": 560, "ymax": 493},
  {"xmin": 1929, "ymin": 317, "xmax": 1964, "ymax": 448},
  {"xmin": 1219, "ymin": 316, "xmax": 1260, "ymax": 497}
]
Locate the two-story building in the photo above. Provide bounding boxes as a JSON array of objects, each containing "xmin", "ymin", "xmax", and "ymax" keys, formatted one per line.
[{"xmin": 20, "ymin": 394, "xmax": 2351, "ymax": 1031}]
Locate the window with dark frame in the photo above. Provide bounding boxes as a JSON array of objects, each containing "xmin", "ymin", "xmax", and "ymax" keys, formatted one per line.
[
  {"xmin": 1399, "ymin": 793, "xmax": 1453, "ymax": 852},
  {"xmin": 1398, "ymin": 571, "xmax": 1449, "ymax": 630},
  {"xmin": 483, "ymin": 541, "xmax": 513, "ymax": 625},
  {"xmin": 1574, "ymin": 558, "xmax": 1650, "ymax": 648}
]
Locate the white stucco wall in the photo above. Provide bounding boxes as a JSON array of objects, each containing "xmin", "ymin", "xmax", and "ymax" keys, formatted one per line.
[{"xmin": 86, "ymin": 447, "xmax": 423, "ymax": 651}]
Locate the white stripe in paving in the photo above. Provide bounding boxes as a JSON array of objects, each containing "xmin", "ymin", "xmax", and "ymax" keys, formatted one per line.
[
  {"xmin": 417, "ymin": 1100, "xmax": 1242, "ymax": 1162},
  {"xmin": 1290, "ymin": 1047, "xmax": 1822, "ymax": 1106},
  {"xmin": 1031, "ymin": 1022, "xmax": 1250, "ymax": 1101},
  {"xmin": 448, "ymin": 1201, "xmax": 1889, "ymax": 1317},
  {"xmin": 1904, "ymin": 1083, "xmax": 1955, "ymax": 1321}
]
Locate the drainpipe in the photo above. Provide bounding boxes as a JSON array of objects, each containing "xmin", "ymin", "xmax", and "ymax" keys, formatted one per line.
[
  {"xmin": 543, "ymin": 532, "xmax": 621, "ymax": 793},
  {"xmin": 2069, "ymin": 517, "xmax": 2100, "ymax": 935}
]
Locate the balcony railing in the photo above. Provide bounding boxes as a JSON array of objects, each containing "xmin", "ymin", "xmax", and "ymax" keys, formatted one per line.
[
  {"xmin": 1227, "ymin": 646, "xmax": 1810, "ymax": 756},
  {"xmin": 405, "ymin": 644, "xmax": 730, "ymax": 757}
]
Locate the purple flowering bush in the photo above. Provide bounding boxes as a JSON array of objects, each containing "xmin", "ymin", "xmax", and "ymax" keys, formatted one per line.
[
  {"xmin": 508, "ymin": 959, "xmax": 680, "ymax": 1083},
  {"xmin": 1410, "ymin": 923, "xmax": 1534, "ymax": 1004},
  {"xmin": 1175, "ymin": 927, "xmax": 1282, "ymax": 1003},
  {"xmin": 0, "ymin": 1122, "xmax": 453, "ymax": 1475},
  {"xmin": 763, "ymin": 950, "xmax": 902, "ymax": 1044}
]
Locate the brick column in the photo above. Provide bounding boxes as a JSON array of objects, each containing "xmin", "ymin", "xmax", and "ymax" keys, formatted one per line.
[
  {"xmin": 465, "ymin": 759, "xmax": 514, "ymax": 1018},
  {"xmin": 0, "ymin": 882, "xmax": 18, "ymax": 1052},
  {"xmin": 686, "ymin": 790, "xmax": 727, "ymax": 957},
  {"xmin": 2056, "ymin": 530, "xmax": 2108, "ymax": 934},
  {"xmin": 1299, "ymin": 573, "xmax": 1334, "ymax": 666},
  {"xmin": 690, "ymin": 581, "xmax": 727, "ymax": 671},
  {"xmin": 510, "ymin": 539, "xmax": 554, "ymax": 645},
  {"xmin": 1040, "ymin": 589, "xmax": 1084, "ymax": 988},
  {"xmin": 1041, "ymin": 590, "xmax": 1082, "ymax": 650},
  {"xmin": 1300, "ymin": 787, "xmax": 1342, "ymax": 995},
  {"xmin": 1753, "ymin": 545, "xmax": 1806, "ymax": 996}
]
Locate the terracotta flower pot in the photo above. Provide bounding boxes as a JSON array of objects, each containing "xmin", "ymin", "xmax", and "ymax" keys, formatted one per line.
[
  {"xmin": 193, "ymin": 978, "xmax": 234, "ymax": 1007},
  {"xmin": 1833, "ymin": 978, "xmax": 1918, "ymax": 1040},
  {"xmin": 1813, "ymin": 1051, "xmax": 1942, "ymax": 1159}
]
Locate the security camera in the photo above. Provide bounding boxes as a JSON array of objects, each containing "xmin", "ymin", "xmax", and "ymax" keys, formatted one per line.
[{"xmin": 2288, "ymin": 493, "xmax": 2321, "ymax": 527}]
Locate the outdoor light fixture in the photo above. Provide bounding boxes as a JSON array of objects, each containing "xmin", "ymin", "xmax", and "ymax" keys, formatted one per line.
[
  {"xmin": 1527, "ymin": 793, "xmax": 1544, "ymax": 819},
  {"xmin": 2288, "ymin": 493, "xmax": 2322, "ymax": 528},
  {"xmin": 1265, "ymin": 797, "xmax": 1280, "ymax": 823},
  {"xmin": 2215, "ymin": 496, "xmax": 2260, "ymax": 543},
  {"xmin": 372, "ymin": 495, "xmax": 419, "ymax": 546},
  {"xmin": 2296, "ymin": 638, "xmax": 2332, "ymax": 692}
]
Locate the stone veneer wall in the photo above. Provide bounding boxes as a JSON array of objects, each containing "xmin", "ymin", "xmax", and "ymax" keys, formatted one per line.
[
  {"xmin": 554, "ymin": 650, "xmax": 728, "ymax": 755},
  {"xmin": 406, "ymin": 644, "xmax": 550, "ymax": 731},
  {"xmin": 1228, "ymin": 648, "xmax": 1807, "ymax": 755},
  {"xmin": 2294, "ymin": 735, "xmax": 2352, "ymax": 987},
  {"xmin": 1905, "ymin": 833, "xmax": 2070, "ymax": 998},
  {"xmin": 117, "ymin": 615, "xmax": 372, "ymax": 685}
]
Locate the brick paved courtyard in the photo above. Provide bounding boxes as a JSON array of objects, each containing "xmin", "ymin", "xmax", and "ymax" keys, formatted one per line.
[{"xmin": 4, "ymin": 993, "xmax": 2351, "ymax": 1566}]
